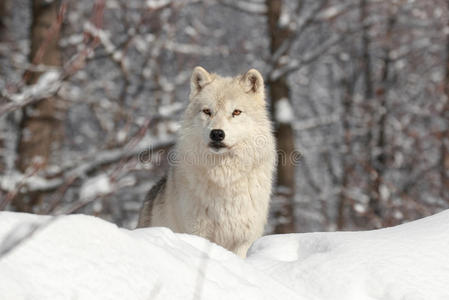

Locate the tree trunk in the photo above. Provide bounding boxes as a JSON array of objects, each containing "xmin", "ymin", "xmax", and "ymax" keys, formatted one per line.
[
  {"xmin": 0, "ymin": 0, "xmax": 8, "ymax": 34},
  {"xmin": 359, "ymin": 0, "xmax": 379, "ymax": 219},
  {"xmin": 441, "ymin": 0, "xmax": 449, "ymax": 201},
  {"xmin": 337, "ymin": 74, "xmax": 355, "ymax": 230},
  {"xmin": 360, "ymin": 0, "xmax": 373, "ymax": 101},
  {"xmin": 370, "ymin": 7, "xmax": 396, "ymax": 224},
  {"xmin": 266, "ymin": 0, "xmax": 296, "ymax": 233},
  {"xmin": 14, "ymin": 0, "xmax": 64, "ymax": 212},
  {"xmin": 0, "ymin": 0, "xmax": 9, "ymax": 174}
]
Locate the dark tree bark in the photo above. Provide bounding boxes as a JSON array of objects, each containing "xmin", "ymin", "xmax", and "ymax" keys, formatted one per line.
[
  {"xmin": 0, "ymin": 0, "xmax": 8, "ymax": 34},
  {"xmin": 369, "ymin": 7, "xmax": 396, "ymax": 224},
  {"xmin": 360, "ymin": 0, "xmax": 373, "ymax": 101},
  {"xmin": 0, "ymin": 0, "xmax": 9, "ymax": 174},
  {"xmin": 266, "ymin": 0, "xmax": 296, "ymax": 233},
  {"xmin": 441, "ymin": 0, "xmax": 449, "ymax": 202},
  {"xmin": 14, "ymin": 0, "xmax": 64, "ymax": 212},
  {"xmin": 337, "ymin": 71, "xmax": 356, "ymax": 230},
  {"xmin": 359, "ymin": 0, "xmax": 378, "ymax": 219}
]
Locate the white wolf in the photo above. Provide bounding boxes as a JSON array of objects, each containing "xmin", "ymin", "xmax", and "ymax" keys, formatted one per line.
[{"xmin": 137, "ymin": 66, "xmax": 276, "ymax": 257}]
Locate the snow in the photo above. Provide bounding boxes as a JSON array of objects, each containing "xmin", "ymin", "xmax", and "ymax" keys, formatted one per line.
[
  {"xmin": 2, "ymin": 70, "xmax": 62, "ymax": 106},
  {"xmin": 0, "ymin": 171, "xmax": 63, "ymax": 193},
  {"xmin": 249, "ymin": 213, "xmax": 449, "ymax": 300},
  {"xmin": 146, "ymin": 0, "xmax": 171, "ymax": 10},
  {"xmin": 83, "ymin": 22, "xmax": 115, "ymax": 55},
  {"xmin": 275, "ymin": 98, "xmax": 294, "ymax": 123},
  {"xmin": 79, "ymin": 174, "xmax": 112, "ymax": 199},
  {"xmin": 0, "ymin": 213, "xmax": 297, "ymax": 300},
  {"xmin": 318, "ymin": 4, "xmax": 349, "ymax": 20},
  {"xmin": 158, "ymin": 102, "xmax": 184, "ymax": 117},
  {"xmin": 278, "ymin": 7, "xmax": 290, "ymax": 28},
  {"xmin": 1, "ymin": 210, "xmax": 449, "ymax": 300}
]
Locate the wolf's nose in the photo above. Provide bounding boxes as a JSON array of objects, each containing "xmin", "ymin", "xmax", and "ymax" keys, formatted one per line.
[{"xmin": 210, "ymin": 129, "xmax": 225, "ymax": 142}]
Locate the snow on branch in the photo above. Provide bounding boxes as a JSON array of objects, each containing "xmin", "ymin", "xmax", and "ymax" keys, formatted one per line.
[
  {"xmin": 83, "ymin": 22, "xmax": 124, "ymax": 63},
  {"xmin": 293, "ymin": 114, "xmax": 340, "ymax": 131},
  {"xmin": 0, "ymin": 1, "xmax": 106, "ymax": 117},
  {"xmin": 0, "ymin": 138, "xmax": 175, "ymax": 195},
  {"xmin": 270, "ymin": 34, "xmax": 344, "ymax": 81},
  {"xmin": 163, "ymin": 41, "xmax": 229, "ymax": 56},
  {"xmin": 146, "ymin": 0, "xmax": 172, "ymax": 10},
  {"xmin": 275, "ymin": 98, "xmax": 294, "ymax": 124},
  {"xmin": 0, "ymin": 171, "xmax": 63, "ymax": 194},
  {"xmin": 316, "ymin": 2, "xmax": 356, "ymax": 21},
  {"xmin": 265, "ymin": 0, "xmax": 335, "ymax": 79},
  {"xmin": 63, "ymin": 137, "xmax": 174, "ymax": 178},
  {"xmin": 0, "ymin": 70, "xmax": 63, "ymax": 116},
  {"xmin": 217, "ymin": 0, "xmax": 267, "ymax": 15}
]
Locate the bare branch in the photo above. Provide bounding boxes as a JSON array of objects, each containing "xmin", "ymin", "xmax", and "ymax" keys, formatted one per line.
[
  {"xmin": 217, "ymin": 0, "xmax": 267, "ymax": 15},
  {"xmin": 0, "ymin": 138, "xmax": 174, "ymax": 195}
]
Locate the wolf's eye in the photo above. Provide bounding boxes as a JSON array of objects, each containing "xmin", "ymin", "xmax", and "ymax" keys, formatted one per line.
[
  {"xmin": 202, "ymin": 109, "xmax": 211, "ymax": 116},
  {"xmin": 232, "ymin": 109, "xmax": 242, "ymax": 117}
]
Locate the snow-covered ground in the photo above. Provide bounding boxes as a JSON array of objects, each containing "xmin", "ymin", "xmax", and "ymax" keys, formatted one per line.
[{"xmin": 0, "ymin": 210, "xmax": 448, "ymax": 300}]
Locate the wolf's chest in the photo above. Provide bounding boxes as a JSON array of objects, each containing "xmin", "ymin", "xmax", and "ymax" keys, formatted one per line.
[
  {"xmin": 172, "ymin": 162, "xmax": 271, "ymax": 245},
  {"xmin": 181, "ymin": 182, "xmax": 265, "ymax": 244},
  {"xmin": 188, "ymin": 196, "xmax": 256, "ymax": 248}
]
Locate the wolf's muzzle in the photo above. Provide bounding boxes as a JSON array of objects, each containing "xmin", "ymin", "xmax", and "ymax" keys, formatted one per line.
[{"xmin": 209, "ymin": 141, "xmax": 226, "ymax": 150}]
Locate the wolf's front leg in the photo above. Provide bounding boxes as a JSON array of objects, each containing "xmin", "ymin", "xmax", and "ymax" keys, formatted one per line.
[{"xmin": 232, "ymin": 242, "xmax": 253, "ymax": 258}]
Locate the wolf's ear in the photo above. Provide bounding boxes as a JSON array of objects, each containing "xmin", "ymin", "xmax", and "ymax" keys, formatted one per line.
[
  {"xmin": 190, "ymin": 66, "xmax": 211, "ymax": 95},
  {"xmin": 241, "ymin": 69, "xmax": 264, "ymax": 95}
]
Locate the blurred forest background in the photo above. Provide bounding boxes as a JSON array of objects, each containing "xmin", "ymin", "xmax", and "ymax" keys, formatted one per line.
[{"xmin": 1, "ymin": 0, "xmax": 448, "ymax": 233}]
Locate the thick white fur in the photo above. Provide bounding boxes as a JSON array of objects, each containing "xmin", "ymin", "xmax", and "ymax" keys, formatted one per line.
[{"xmin": 137, "ymin": 67, "xmax": 276, "ymax": 257}]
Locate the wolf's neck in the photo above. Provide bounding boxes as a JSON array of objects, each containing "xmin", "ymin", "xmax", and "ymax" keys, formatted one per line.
[{"xmin": 174, "ymin": 152, "xmax": 253, "ymax": 189}]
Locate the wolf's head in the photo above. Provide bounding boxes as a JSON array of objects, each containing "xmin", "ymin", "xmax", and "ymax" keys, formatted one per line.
[{"xmin": 180, "ymin": 66, "xmax": 271, "ymax": 159}]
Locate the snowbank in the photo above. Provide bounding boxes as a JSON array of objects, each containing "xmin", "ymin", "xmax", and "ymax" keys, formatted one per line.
[{"xmin": 0, "ymin": 210, "xmax": 448, "ymax": 300}]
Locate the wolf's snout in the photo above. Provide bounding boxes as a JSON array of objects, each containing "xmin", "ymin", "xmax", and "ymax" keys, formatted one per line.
[{"xmin": 210, "ymin": 129, "xmax": 225, "ymax": 142}]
